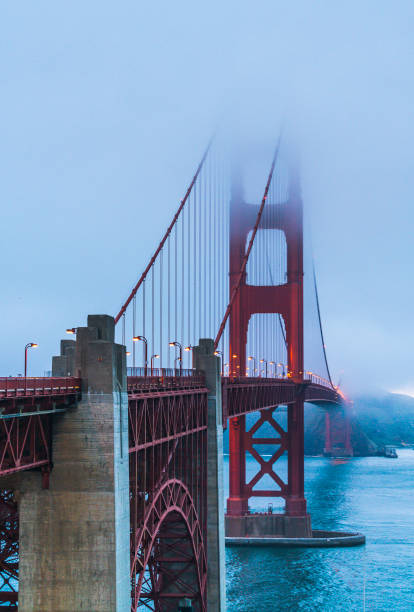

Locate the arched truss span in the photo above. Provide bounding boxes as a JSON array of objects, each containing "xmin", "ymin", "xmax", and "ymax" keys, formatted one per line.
[{"xmin": 131, "ymin": 479, "xmax": 207, "ymax": 612}]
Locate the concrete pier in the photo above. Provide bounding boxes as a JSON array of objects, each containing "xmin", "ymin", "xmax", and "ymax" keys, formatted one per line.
[
  {"xmin": 226, "ymin": 512, "xmax": 312, "ymax": 538},
  {"xmin": 16, "ymin": 315, "xmax": 130, "ymax": 612},
  {"xmin": 193, "ymin": 339, "xmax": 226, "ymax": 612}
]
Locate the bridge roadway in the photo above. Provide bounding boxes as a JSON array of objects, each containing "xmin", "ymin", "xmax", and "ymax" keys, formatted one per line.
[{"xmin": 0, "ymin": 373, "xmax": 341, "ymax": 477}]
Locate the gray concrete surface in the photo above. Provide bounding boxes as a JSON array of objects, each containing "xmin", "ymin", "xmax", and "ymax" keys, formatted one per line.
[
  {"xmin": 193, "ymin": 339, "xmax": 226, "ymax": 612},
  {"xmin": 17, "ymin": 315, "xmax": 130, "ymax": 612}
]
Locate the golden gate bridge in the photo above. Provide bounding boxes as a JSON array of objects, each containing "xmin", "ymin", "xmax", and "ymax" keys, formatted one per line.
[{"xmin": 0, "ymin": 135, "xmax": 355, "ymax": 611}]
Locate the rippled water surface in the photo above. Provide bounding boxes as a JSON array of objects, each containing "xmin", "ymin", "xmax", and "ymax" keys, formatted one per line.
[{"xmin": 224, "ymin": 450, "xmax": 414, "ymax": 611}]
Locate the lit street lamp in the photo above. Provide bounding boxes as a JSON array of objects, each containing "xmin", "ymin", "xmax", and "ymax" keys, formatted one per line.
[
  {"xmin": 169, "ymin": 341, "xmax": 182, "ymax": 375},
  {"xmin": 269, "ymin": 361, "xmax": 275, "ymax": 377},
  {"xmin": 260, "ymin": 358, "xmax": 268, "ymax": 378},
  {"xmin": 184, "ymin": 345, "xmax": 192, "ymax": 368},
  {"xmin": 150, "ymin": 354, "xmax": 159, "ymax": 375},
  {"xmin": 133, "ymin": 336, "xmax": 148, "ymax": 374},
  {"xmin": 277, "ymin": 363, "xmax": 286, "ymax": 378},
  {"xmin": 24, "ymin": 342, "xmax": 38, "ymax": 378},
  {"xmin": 248, "ymin": 356, "xmax": 256, "ymax": 377},
  {"xmin": 214, "ymin": 350, "xmax": 224, "ymax": 376}
]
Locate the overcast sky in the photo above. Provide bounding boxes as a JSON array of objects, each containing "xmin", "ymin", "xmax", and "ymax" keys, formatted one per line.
[{"xmin": 1, "ymin": 2, "xmax": 413, "ymax": 396}]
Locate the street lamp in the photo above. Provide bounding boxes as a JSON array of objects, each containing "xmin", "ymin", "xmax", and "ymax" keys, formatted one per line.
[
  {"xmin": 248, "ymin": 356, "xmax": 256, "ymax": 377},
  {"xmin": 184, "ymin": 345, "xmax": 192, "ymax": 369},
  {"xmin": 66, "ymin": 328, "xmax": 77, "ymax": 335},
  {"xmin": 260, "ymin": 358, "xmax": 268, "ymax": 378},
  {"xmin": 150, "ymin": 354, "xmax": 159, "ymax": 375},
  {"xmin": 24, "ymin": 342, "xmax": 38, "ymax": 378},
  {"xmin": 269, "ymin": 361, "xmax": 275, "ymax": 377},
  {"xmin": 224, "ymin": 363, "xmax": 229, "ymax": 376},
  {"xmin": 133, "ymin": 336, "xmax": 148, "ymax": 374},
  {"xmin": 214, "ymin": 350, "xmax": 224, "ymax": 376},
  {"xmin": 169, "ymin": 341, "xmax": 182, "ymax": 375}
]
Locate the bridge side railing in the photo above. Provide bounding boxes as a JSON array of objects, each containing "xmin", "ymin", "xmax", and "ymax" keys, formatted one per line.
[
  {"xmin": 222, "ymin": 373, "xmax": 334, "ymax": 389},
  {"xmin": 0, "ymin": 377, "xmax": 81, "ymax": 399},
  {"xmin": 127, "ymin": 368, "xmax": 206, "ymax": 394}
]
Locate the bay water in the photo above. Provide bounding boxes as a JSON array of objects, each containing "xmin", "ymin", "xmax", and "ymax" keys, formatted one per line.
[{"xmin": 225, "ymin": 450, "xmax": 414, "ymax": 611}]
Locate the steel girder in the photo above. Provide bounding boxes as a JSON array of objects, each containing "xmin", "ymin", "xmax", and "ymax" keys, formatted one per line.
[
  {"xmin": 129, "ymin": 386, "xmax": 208, "ymax": 611},
  {"xmin": 222, "ymin": 377, "xmax": 343, "ymax": 421}
]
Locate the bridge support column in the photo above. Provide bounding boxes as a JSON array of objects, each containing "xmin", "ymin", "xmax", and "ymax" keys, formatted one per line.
[
  {"xmin": 286, "ymin": 397, "xmax": 307, "ymax": 516},
  {"xmin": 193, "ymin": 339, "xmax": 226, "ymax": 612},
  {"xmin": 16, "ymin": 314, "xmax": 130, "ymax": 612}
]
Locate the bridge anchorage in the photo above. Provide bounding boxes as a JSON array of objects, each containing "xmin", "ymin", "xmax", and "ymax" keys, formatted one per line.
[{"xmin": 0, "ymin": 136, "xmax": 364, "ymax": 611}]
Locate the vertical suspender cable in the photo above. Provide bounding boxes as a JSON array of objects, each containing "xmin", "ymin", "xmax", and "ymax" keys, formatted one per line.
[
  {"xmin": 181, "ymin": 209, "xmax": 184, "ymax": 356},
  {"xmin": 142, "ymin": 281, "xmax": 146, "ymax": 365},
  {"xmin": 133, "ymin": 295, "xmax": 136, "ymax": 369},
  {"xmin": 187, "ymin": 191, "xmax": 191, "ymax": 365},
  {"xmin": 193, "ymin": 182, "xmax": 197, "ymax": 346},
  {"xmin": 151, "ymin": 265, "xmax": 155, "ymax": 363},
  {"xmin": 167, "ymin": 237, "xmax": 170, "ymax": 368},
  {"xmin": 175, "ymin": 223, "xmax": 178, "ymax": 344},
  {"xmin": 160, "ymin": 250, "xmax": 163, "ymax": 367}
]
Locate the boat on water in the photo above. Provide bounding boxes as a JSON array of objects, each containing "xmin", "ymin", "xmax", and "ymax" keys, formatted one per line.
[{"xmin": 384, "ymin": 445, "xmax": 398, "ymax": 458}]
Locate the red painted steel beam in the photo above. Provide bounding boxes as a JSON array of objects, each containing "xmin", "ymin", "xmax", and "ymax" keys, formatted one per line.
[{"xmin": 129, "ymin": 382, "xmax": 208, "ymax": 611}]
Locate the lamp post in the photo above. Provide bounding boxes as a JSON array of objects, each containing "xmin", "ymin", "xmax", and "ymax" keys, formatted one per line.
[
  {"xmin": 184, "ymin": 345, "xmax": 192, "ymax": 370},
  {"xmin": 269, "ymin": 361, "xmax": 275, "ymax": 377},
  {"xmin": 24, "ymin": 342, "xmax": 38, "ymax": 378},
  {"xmin": 169, "ymin": 341, "xmax": 182, "ymax": 375},
  {"xmin": 214, "ymin": 349, "xmax": 224, "ymax": 376},
  {"xmin": 133, "ymin": 336, "xmax": 148, "ymax": 375},
  {"xmin": 224, "ymin": 363, "xmax": 229, "ymax": 376},
  {"xmin": 248, "ymin": 356, "xmax": 256, "ymax": 377},
  {"xmin": 260, "ymin": 358, "xmax": 268, "ymax": 378},
  {"xmin": 66, "ymin": 328, "xmax": 77, "ymax": 335},
  {"xmin": 150, "ymin": 354, "xmax": 159, "ymax": 375}
]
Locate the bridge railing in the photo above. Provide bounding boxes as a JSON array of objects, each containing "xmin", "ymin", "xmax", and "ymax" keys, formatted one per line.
[
  {"xmin": 304, "ymin": 372, "xmax": 334, "ymax": 388},
  {"xmin": 127, "ymin": 367, "xmax": 198, "ymax": 378},
  {"xmin": 223, "ymin": 373, "xmax": 334, "ymax": 389},
  {"xmin": 0, "ymin": 377, "xmax": 81, "ymax": 399},
  {"xmin": 127, "ymin": 368, "xmax": 206, "ymax": 393}
]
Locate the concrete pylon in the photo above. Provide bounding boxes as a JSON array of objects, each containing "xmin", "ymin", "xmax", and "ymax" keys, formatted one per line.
[
  {"xmin": 192, "ymin": 339, "xmax": 226, "ymax": 612},
  {"xmin": 16, "ymin": 315, "xmax": 130, "ymax": 611},
  {"xmin": 52, "ymin": 339, "xmax": 76, "ymax": 376}
]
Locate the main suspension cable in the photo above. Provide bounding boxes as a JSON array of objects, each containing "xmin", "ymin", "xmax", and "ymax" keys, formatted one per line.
[{"xmin": 312, "ymin": 262, "xmax": 334, "ymax": 387}]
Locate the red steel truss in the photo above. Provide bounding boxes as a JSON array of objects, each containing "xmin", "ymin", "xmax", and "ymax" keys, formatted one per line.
[
  {"xmin": 0, "ymin": 377, "xmax": 80, "ymax": 608},
  {"xmin": 129, "ymin": 377, "xmax": 208, "ymax": 611},
  {"xmin": 0, "ymin": 378, "xmax": 80, "ymax": 477}
]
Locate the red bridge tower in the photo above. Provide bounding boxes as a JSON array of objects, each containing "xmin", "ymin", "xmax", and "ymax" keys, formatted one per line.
[{"xmin": 227, "ymin": 167, "xmax": 310, "ymax": 535}]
